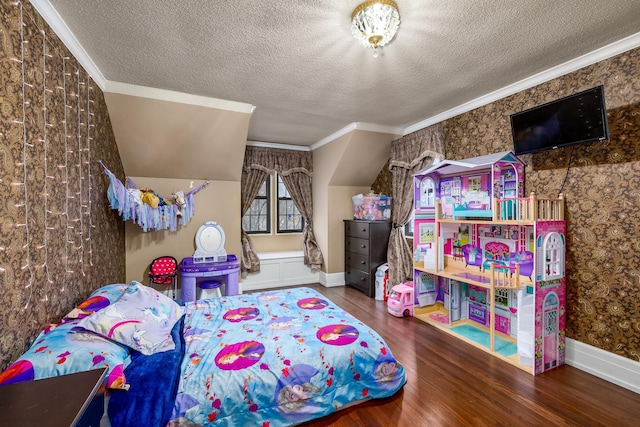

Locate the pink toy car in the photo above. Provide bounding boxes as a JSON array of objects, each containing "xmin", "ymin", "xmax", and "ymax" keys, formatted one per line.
[{"xmin": 387, "ymin": 282, "xmax": 414, "ymax": 317}]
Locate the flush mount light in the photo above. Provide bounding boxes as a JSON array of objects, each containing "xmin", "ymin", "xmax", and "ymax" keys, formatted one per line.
[{"xmin": 351, "ymin": 0, "xmax": 400, "ymax": 57}]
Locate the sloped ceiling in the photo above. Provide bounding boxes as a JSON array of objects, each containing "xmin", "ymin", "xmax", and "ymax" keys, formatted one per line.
[
  {"xmin": 37, "ymin": 0, "xmax": 640, "ymax": 180},
  {"xmin": 104, "ymin": 92, "xmax": 250, "ymax": 181}
]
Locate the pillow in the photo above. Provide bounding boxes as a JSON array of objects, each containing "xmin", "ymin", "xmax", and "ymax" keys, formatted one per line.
[
  {"xmin": 63, "ymin": 283, "xmax": 129, "ymax": 321},
  {"xmin": 0, "ymin": 320, "xmax": 130, "ymax": 390},
  {"xmin": 63, "ymin": 295, "xmax": 112, "ymax": 321},
  {"xmin": 89, "ymin": 283, "xmax": 129, "ymax": 302},
  {"xmin": 78, "ymin": 281, "xmax": 185, "ymax": 355}
]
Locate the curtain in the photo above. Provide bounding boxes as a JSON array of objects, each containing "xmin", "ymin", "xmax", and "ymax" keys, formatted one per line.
[
  {"xmin": 279, "ymin": 169, "xmax": 324, "ymax": 270},
  {"xmin": 241, "ymin": 146, "xmax": 325, "ymax": 275},
  {"xmin": 387, "ymin": 126, "xmax": 446, "ymax": 288},
  {"xmin": 240, "ymin": 155, "xmax": 270, "ymax": 275}
]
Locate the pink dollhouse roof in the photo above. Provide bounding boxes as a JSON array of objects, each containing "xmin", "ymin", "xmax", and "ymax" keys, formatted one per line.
[{"xmin": 414, "ymin": 151, "xmax": 525, "ymax": 177}]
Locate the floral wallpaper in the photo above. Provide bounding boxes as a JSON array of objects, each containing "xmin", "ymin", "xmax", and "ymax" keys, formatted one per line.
[
  {"xmin": 0, "ymin": 0, "xmax": 126, "ymax": 371},
  {"xmin": 375, "ymin": 46, "xmax": 640, "ymax": 362}
]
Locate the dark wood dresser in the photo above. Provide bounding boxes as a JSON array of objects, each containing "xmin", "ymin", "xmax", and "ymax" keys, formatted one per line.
[
  {"xmin": 344, "ymin": 220, "xmax": 391, "ymax": 297},
  {"xmin": 0, "ymin": 368, "xmax": 106, "ymax": 427}
]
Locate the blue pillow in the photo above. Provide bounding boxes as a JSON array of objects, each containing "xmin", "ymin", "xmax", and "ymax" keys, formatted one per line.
[{"xmin": 0, "ymin": 319, "xmax": 130, "ymax": 390}]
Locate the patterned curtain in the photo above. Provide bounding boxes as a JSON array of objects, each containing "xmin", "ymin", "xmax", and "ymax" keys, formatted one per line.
[
  {"xmin": 240, "ymin": 152, "xmax": 269, "ymax": 275},
  {"xmin": 241, "ymin": 146, "xmax": 325, "ymax": 275},
  {"xmin": 387, "ymin": 125, "xmax": 446, "ymax": 288},
  {"xmin": 279, "ymin": 169, "xmax": 324, "ymax": 270}
]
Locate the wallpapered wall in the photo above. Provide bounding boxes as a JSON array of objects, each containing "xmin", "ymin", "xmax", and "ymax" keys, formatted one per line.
[
  {"xmin": 373, "ymin": 46, "xmax": 640, "ymax": 362},
  {"xmin": 0, "ymin": 0, "xmax": 126, "ymax": 370}
]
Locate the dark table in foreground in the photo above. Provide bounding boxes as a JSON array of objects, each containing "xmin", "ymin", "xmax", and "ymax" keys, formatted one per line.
[{"xmin": 0, "ymin": 368, "xmax": 106, "ymax": 427}]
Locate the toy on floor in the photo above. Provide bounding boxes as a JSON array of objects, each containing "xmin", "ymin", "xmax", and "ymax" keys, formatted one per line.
[{"xmin": 387, "ymin": 282, "xmax": 414, "ymax": 317}]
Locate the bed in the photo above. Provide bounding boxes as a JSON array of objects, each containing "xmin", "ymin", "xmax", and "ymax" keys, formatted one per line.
[{"xmin": 0, "ymin": 282, "xmax": 406, "ymax": 426}]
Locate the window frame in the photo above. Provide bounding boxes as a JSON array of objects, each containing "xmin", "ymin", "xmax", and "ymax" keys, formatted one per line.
[
  {"xmin": 242, "ymin": 175, "xmax": 271, "ymax": 235},
  {"xmin": 276, "ymin": 174, "xmax": 303, "ymax": 234},
  {"xmin": 242, "ymin": 173, "xmax": 304, "ymax": 235}
]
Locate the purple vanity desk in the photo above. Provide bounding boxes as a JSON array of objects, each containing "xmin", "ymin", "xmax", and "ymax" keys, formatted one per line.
[{"xmin": 179, "ymin": 255, "xmax": 240, "ymax": 302}]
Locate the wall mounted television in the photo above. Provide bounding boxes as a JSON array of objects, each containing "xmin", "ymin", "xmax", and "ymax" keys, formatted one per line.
[{"xmin": 510, "ymin": 85, "xmax": 609, "ymax": 155}]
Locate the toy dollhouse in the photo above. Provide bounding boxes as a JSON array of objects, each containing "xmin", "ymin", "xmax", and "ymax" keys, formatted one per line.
[{"xmin": 412, "ymin": 151, "xmax": 566, "ymax": 375}]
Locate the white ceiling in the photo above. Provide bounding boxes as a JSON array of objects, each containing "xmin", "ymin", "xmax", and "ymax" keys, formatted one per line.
[{"xmin": 43, "ymin": 0, "xmax": 640, "ymax": 147}]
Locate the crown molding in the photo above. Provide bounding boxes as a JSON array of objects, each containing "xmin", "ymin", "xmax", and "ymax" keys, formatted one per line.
[
  {"xmin": 404, "ymin": 31, "xmax": 640, "ymax": 135},
  {"xmin": 105, "ymin": 81, "xmax": 254, "ymax": 113},
  {"xmin": 30, "ymin": 0, "xmax": 106, "ymax": 89},
  {"xmin": 246, "ymin": 141, "xmax": 310, "ymax": 151},
  {"xmin": 311, "ymin": 122, "xmax": 404, "ymax": 151}
]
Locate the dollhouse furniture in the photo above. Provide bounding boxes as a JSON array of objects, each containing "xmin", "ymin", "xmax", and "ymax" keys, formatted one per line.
[
  {"xmin": 481, "ymin": 241, "xmax": 510, "ymax": 272},
  {"xmin": 344, "ymin": 220, "xmax": 391, "ymax": 297},
  {"xmin": 412, "ymin": 151, "xmax": 566, "ymax": 375},
  {"xmin": 179, "ymin": 255, "xmax": 240, "ymax": 301},
  {"xmin": 509, "ymin": 251, "xmax": 534, "ymax": 280},
  {"xmin": 462, "ymin": 244, "xmax": 483, "ymax": 269},
  {"xmin": 452, "ymin": 242, "xmax": 463, "ymax": 260}
]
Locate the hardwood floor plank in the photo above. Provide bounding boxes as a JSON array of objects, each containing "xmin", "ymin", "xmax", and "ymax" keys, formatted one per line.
[{"xmin": 257, "ymin": 284, "xmax": 640, "ymax": 426}]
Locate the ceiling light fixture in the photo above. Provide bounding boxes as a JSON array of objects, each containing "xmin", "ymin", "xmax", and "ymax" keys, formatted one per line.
[{"xmin": 351, "ymin": 0, "xmax": 400, "ymax": 58}]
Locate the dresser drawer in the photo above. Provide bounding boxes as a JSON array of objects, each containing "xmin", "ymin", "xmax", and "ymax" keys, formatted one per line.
[
  {"xmin": 345, "ymin": 236, "xmax": 369, "ymax": 255},
  {"xmin": 345, "ymin": 267, "xmax": 372, "ymax": 296},
  {"xmin": 345, "ymin": 221, "xmax": 370, "ymax": 239},
  {"xmin": 345, "ymin": 252, "xmax": 369, "ymax": 270}
]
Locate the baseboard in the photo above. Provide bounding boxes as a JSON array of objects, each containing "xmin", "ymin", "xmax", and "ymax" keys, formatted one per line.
[
  {"xmin": 319, "ymin": 271, "xmax": 346, "ymax": 287},
  {"xmin": 565, "ymin": 338, "xmax": 639, "ymax": 394}
]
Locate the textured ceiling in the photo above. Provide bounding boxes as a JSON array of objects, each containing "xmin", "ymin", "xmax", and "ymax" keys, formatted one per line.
[{"xmin": 47, "ymin": 0, "xmax": 640, "ymax": 146}]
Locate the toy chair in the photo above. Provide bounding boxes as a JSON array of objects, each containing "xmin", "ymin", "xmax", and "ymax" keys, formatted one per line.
[
  {"xmin": 148, "ymin": 256, "xmax": 178, "ymax": 299},
  {"xmin": 440, "ymin": 196, "xmax": 454, "ymax": 217},
  {"xmin": 462, "ymin": 244, "xmax": 483, "ymax": 270},
  {"xmin": 509, "ymin": 251, "xmax": 534, "ymax": 281}
]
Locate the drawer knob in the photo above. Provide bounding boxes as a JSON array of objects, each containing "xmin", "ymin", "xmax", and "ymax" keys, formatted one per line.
[
  {"xmin": 360, "ymin": 260, "xmax": 365, "ymax": 264},
  {"xmin": 361, "ymin": 244, "xmax": 366, "ymax": 248},
  {"xmin": 361, "ymin": 228, "xmax": 366, "ymax": 232},
  {"xmin": 360, "ymin": 277, "xmax": 365, "ymax": 281}
]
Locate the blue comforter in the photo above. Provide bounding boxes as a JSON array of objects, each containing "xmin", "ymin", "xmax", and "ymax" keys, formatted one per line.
[
  {"xmin": 169, "ymin": 287, "xmax": 406, "ymax": 426},
  {"xmin": 108, "ymin": 315, "xmax": 185, "ymax": 427}
]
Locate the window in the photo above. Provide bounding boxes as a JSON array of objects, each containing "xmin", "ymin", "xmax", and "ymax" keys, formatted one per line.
[
  {"xmin": 277, "ymin": 175, "xmax": 303, "ymax": 233},
  {"xmin": 242, "ymin": 175, "xmax": 270, "ymax": 234},
  {"xmin": 468, "ymin": 175, "xmax": 482, "ymax": 192},
  {"xmin": 242, "ymin": 174, "xmax": 303, "ymax": 234},
  {"xmin": 405, "ymin": 212, "xmax": 414, "ymax": 237},
  {"xmin": 419, "ymin": 177, "xmax": 436, "ymax": 208}
]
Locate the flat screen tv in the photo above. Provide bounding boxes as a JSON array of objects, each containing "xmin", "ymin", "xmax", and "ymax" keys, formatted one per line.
[{"xmin": 510, "ymin": 85, "xmax": 609, "ymax": 155}]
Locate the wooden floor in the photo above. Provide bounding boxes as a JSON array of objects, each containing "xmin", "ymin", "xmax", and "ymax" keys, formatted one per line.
[{"xmin": 263, "ymin": 283, "xmax": 640, "ymax": 427}]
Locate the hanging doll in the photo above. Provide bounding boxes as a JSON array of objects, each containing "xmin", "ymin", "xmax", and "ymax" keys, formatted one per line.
[
  {"xmin": 172, "ymin": 191, "xmax": 186, "ymax": 217},
  {"xmin": 140, "ymin": 188, "xmax": 160, "ymax": 208}
]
